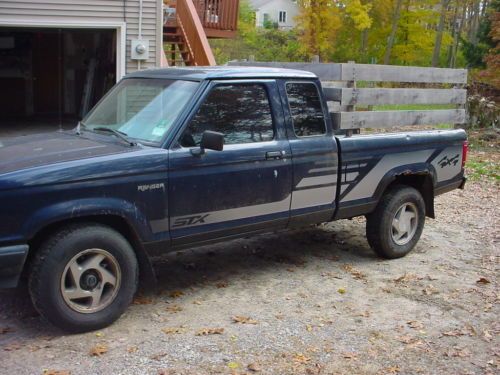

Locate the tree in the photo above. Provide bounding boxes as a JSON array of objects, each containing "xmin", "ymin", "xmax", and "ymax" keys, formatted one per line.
[
  {"xmin": 384, "ymin": 0, "xmax": 404, "ymax": 64},
  {"xmin": 295, "ymin": 0, "xmax": 341, "ymax": 61},
  {"xmin": 476, "ymin": 0, "xmax": 500, "ymax": 88},
  {"xmin": 462, "ymin": 0, "xmax": 498, "ymax": 67},
  {"xmin": 432, "ymin": 0, "xmax": 452, "ymax": 66}
]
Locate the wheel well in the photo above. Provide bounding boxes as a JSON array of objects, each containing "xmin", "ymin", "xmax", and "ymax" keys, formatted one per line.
[
  {"xmin": 386, "ymin": 174, "xmax": 435, "ymax": 218},
  {"xmin": 25, "ymin": 215, "xmax": 156, "ymax": 286}
]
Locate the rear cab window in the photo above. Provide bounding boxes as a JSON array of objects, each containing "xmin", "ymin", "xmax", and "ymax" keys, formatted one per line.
[
  {"xmin": 285, "ymin": 82, "xmax": 326, "ymax": 137},
  {"xmin": 180, "ymin": 83, "xmax": 275, "ymax": 147}
]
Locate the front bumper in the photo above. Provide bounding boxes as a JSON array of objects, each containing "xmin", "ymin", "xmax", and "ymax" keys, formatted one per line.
[{"xmin": 0, "ymin": 244, "xmax": 29, "ymax": 288}]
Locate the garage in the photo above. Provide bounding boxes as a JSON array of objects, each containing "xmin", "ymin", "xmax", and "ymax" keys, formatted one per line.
[{"xmin": 0, "ymin": 27, "xmax": 117, "ymax": 137}]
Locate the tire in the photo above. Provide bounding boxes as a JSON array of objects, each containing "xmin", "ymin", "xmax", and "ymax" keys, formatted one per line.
[
  {"xmin": 366, "ymin": 185, "xmax": 425, "ymax": 259},
  {"xmin": 29, "ymin": 223, "xmax": 138, "ymax": 333}
]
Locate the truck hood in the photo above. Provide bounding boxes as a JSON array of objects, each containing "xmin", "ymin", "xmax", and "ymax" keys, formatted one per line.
[{"xmin": 0, "ymin": 132, "xmax": 131, "ymax": 175}]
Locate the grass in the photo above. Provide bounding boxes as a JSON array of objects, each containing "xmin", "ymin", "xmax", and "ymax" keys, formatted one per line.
[
  {"xmin": 373, "ymin": 104, "xmax": 456, "ymax": 111},
  {"xmin": 466, "ymin": 154, "xmax": 500, "ymax": 181}
]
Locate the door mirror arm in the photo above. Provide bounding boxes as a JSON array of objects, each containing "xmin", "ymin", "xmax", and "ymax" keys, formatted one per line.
[{"xmin": 190, "ymin": 146, "xmax": 206, "ymax": 157}]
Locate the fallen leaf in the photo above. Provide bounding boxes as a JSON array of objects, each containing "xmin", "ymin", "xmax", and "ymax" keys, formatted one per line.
[
  {"xmin": 232, "ymin": 315, "xmax": 258, "ymax": 325},
  {"xmin": 3, "ymin": 343, "xmax": 22, "ymax": 351},
  {"xmin": 0, "ymin": 327, "xmax": 14, "ymax": 334},
  {"xmin": 216, "ymin": 282, "xmax": 228, "ymax": 288},
  {"xmin": 445, "ymin": 346, "xmax": 470, "ymax": 358},
  {"xmin": 127, "ymin": 346, "xmax": 138, "ymax": 353},
  {"xmin": 227, "ymin": 362, "xmax": 240, "ymax": 369},
  {"xmin": 169, "ymin": 290, "xmax": 184, "ymax": 298},
  {"xmin": 306, "ymin": 324, "xmax": 313, "ymax": 332},
  {"xmin": 357, "ymin": 310, "xmax": 371, "ymax": 318},
  {"xmin": 293, "ymin": 353, "xmax": 311, "ymax": 364},
  {"xmin": 247, "ymin": 363, "xmax": 261, "ymax": 372},
  {"xmin": 422, "ymin": 284, "xmax": 439, "ymax": 295},
  {"xmin": 193, "ymin": 300, "xmax": 202, "ymax": 305},
  {"xmin": 165, "ymin": 305, "xmax": 183, "ymax": 313},
  {"xmin": 89, "ymin": 344, "xmax": 108, "ymax": 357},
  {"xmin": 342, "ymin": 352, "xmax": 358, "ymax": 360},
  {"xmin": 150, "ymin": 352, "xmax": 168, "ymax": 361},
  {"xmin": 195, "ymin": 327, "xmax": 224, "ymax": 336},
  {"xmin": 95, "ymin": 332, "xmax": 104, "ymax": 338},
  {"xmin": 341, "ymin": 264, "xmax": 367, "ymax": 281},
  {"xmin": 393, "ymin": 273, "xmax": 417, "ymax": 283},
  {"xmin": 483, "ymin": 330, "xmax": 493, "ymax": 342},
  {"xmin": 477, "ymin": 277, "xmax": 491, "ymax": 284},
  {"xmin": 157, "ymin": 370, "xmax": 173, "ymax": 375},
  {"xmin": 162, "ymin": 327, "xmax": 184, "ymax": 335},
  {"xmin": 43, "ymin": 370, "xmax": 71, "ymax": 375},
  {"xmin": 407, "ymin": 320, "xmax": 424, "ymax": 329},
  {"xmin": 383, "ymin": 366, "xmax": 401, "ymax": 374},
  {"xmin": 337, "ymin": 288, "xmax": 346, "ymax": 294},
  {"xmin": 133, "ymin": 295, "xmax": 154, "ymax": 305}
]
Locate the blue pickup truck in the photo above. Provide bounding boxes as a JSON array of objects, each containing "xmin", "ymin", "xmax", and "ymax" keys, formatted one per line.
[{"xmin": 0, "ymin": 67, "xmax": 467, "ymax": 332}]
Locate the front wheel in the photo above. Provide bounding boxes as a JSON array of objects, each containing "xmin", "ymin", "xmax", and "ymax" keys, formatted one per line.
[
  {"xmin": 29, "ymin": 224, "xmax": 138, "ymax": 333},
  {"xmin": 366, "ymin": 185, "xmax": 426, "ymax": 259}
]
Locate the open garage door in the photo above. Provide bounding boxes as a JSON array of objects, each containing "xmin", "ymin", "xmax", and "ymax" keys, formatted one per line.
[{"xmin": 0, "ymin": 27, "xmax": 116, "ymax": 138}]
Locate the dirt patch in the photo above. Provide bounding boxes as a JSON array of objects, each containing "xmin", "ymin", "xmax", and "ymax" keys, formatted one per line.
[{"xmin": 0, "ymin": 160, "xmax": 498, "ymax": 375}]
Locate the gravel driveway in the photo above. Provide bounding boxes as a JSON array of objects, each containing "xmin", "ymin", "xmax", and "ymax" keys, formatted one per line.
[{"xmin": 0, "ymin": 177, "xmax": 498, "ymax": 375}]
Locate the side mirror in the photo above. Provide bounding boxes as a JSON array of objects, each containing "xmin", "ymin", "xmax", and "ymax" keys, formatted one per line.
[{"xmin": 191, "ymin": 130, "xmax": 224, "ymax": 156}]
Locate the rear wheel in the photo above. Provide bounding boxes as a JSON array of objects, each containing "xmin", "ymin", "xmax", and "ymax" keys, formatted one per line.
[
  {"xmin": 29, "ymin": 224, "xmax": 138, "ymax": 333},
  {"xmin": 366, "ymin": 185, "xmax": 425, "ymax": 259}
]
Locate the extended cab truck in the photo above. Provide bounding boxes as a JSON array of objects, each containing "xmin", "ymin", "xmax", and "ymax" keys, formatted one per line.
[{"xmin": 0, "ymin": 67, "xmax": 467, "ymax": 332}]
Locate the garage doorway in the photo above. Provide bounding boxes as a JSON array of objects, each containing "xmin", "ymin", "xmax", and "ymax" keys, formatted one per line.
[{"xmin": 0, "ymin": 27, "xmax": 117, "ymax": 138}]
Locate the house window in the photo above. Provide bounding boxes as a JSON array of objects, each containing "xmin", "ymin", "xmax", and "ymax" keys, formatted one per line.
[
  {"xmin": 279, "ymin": 11, "xmax": 287, "ymax": 23},
  {"xmin": 263, "ymin": 13, "xmax": 270, "ymax": 24}
]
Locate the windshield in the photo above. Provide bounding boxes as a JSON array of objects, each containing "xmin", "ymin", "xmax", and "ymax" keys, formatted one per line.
[{"xmin": 82, "ymin": 78, "xmax": 199, "ymax": 144}]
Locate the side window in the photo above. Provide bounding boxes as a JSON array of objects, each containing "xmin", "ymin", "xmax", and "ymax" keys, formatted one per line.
[
  {"xmin": 180, "ymin": 84, "xmax": 274, "ymax": 146},
  {"xmin": 286, "ymin": 82, "xmax": 326, "ymax": 137}
]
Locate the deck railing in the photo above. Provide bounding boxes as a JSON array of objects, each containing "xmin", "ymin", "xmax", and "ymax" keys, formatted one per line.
[{"xmin": 193, "ymin": 0, "xmax": 239, "ymax": 32}]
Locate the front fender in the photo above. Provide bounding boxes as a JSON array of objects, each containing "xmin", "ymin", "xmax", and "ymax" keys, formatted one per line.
[{"xmin": 22, "ymin": 198, "xmax": 153, "ymax": 242}]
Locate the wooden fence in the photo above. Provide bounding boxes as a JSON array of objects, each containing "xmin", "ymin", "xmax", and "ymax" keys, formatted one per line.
[{"xmin": 227, "ymin": 61, "xmax": 468, "ymax": 132}]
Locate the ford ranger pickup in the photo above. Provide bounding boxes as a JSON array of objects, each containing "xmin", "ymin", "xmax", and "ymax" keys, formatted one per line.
[{"xmin": 0, "ymin": 67, "xmax": 467, "ymax": 332}]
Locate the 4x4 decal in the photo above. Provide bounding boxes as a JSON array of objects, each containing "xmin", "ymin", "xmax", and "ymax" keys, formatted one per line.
[
  {"xmin": 172, "ymin": 214, "xmax": 210, "ymax": 228},
  {"xmin": 438, "ymin": 154, "xmax": 459, "ymax": 168}
]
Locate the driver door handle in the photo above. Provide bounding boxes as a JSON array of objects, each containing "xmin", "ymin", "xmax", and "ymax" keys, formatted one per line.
[{"xmin": 266, "ymin": 151, "xmax": 285, "ymax": 160}]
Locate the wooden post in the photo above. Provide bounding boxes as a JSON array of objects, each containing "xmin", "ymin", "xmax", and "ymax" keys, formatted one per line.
[{"xmin": 345, "ymin": 61, "xmax": 357, "ymax": 137}]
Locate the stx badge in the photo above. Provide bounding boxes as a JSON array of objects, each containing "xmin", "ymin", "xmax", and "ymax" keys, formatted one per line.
[
  {"xmin": 173, "ymin": 214, "xmax": 210, "ymax": 227},
  {"xmin": 438, "ymin": 154, "xmax": 459, "ymax": 168}
]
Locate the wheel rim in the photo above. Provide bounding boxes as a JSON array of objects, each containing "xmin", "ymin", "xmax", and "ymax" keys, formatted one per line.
[
  {"xmin": 391, "ymin": 202, "xmax": 419, "ymax": 246},
  {"xmin": 60, "ymin": 249, "xmax": 121, "ymax": 314}
]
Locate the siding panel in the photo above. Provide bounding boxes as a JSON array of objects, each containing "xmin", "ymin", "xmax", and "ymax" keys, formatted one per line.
[{"xmin": 0, "ymin": 0, "xmax": 162, "ymax": 74}]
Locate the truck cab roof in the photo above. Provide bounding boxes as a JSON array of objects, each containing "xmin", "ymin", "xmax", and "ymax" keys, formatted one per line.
[{"xmin": 125, "ymin": 66, "xmax": 317, "ymax": 81}]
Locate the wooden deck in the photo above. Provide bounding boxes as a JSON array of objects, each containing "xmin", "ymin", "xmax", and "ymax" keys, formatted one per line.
[{"xmin": 164, "ymin": 0, "xmax": 238, "ymax": 39}]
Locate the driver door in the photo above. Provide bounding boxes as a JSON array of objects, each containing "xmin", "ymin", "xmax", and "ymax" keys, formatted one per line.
[{"xmin": 168, "ymin": 80, "xmax": 293, "ymax": 245}]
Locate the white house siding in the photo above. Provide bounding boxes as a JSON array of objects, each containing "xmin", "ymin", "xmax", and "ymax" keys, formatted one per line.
[
  {"xmin": 251, "ymin": 0, "xmax": 299, "ymax": 29},
  {"xmin": 0, "ymin": 0, "xmax": 163, "ymax": 76}
]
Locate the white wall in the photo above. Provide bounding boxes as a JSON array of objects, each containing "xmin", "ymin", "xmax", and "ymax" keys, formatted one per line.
[
  {"xmin": 0, "ymin": 0, "xmax": 163, "ymax": 77},
  {"xmin": 254, "ymin": 0, "xmax": 299, "ymax": 29}
]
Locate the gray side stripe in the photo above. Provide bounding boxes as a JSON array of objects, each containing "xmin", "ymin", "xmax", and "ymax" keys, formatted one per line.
[
  {"xmin": 309, "ymin": 166, "xmax": 337, "ymax": 173},
  {"xmin": 171, "ymin": 196, "xmax": 291, "ymax": 228},
  {"xmin": 342, "ymin": 149, "xmax": 434, "ymax": 202},
  {"xmin": 296, "ymin": 174, "xmax": 337, "ymax": 188},
  {"xmin": 291, "ymin": 186, "xmax": 335, "ymax": 210}
]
